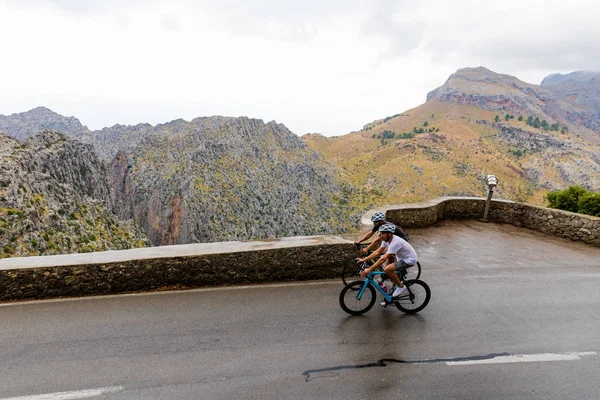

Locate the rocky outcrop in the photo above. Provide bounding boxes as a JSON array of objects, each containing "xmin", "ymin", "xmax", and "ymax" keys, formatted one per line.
[
  {"xmin": 110, "ymin": 117, "xmax": 361, "ymax": 245},
  {"xmin": 1, "ymin": 108, "xmax": 363, "ymax": 248},
  {"xmin": 0, "ymin": 131, "xmax": 150, "ymax": 258}
]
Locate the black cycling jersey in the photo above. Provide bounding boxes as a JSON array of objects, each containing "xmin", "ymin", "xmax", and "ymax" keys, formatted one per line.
[{"xmin": 372, "ymin": 221, "xmax": 409, "ymax": 241}]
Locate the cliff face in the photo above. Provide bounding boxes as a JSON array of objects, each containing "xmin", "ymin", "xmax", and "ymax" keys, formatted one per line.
[
  {"xmin": 0, "ymin": 131, "xmax": 150, "ymax": 258},
  {"xmin": 541, "ymin": 71, "xmax": 600, "ymax": 132},
  {"xmin": 1, "ymin": 108, "xmax": 363, "ymax": 248},
  {"xmin": 109, "ymin": 116, "xmax": 361, "ymax": 245}
]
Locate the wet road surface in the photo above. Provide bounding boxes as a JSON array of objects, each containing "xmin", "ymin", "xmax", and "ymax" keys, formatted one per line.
[{"xmin": 1, "ymin": 220, "xmax": 599, "ymax": 399}]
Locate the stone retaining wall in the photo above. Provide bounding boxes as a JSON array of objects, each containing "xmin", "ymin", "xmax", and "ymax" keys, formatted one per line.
[
  {"xmin": 385, "ymin": 197, "xmax": 600, "ymax": 247},
  {"xmin": 0, "ymin": 237, "xmax": 357, "ymax": 301},
  {"xmin": 1, "ymin": 196, "xmax": 598, "ymax": 302}
]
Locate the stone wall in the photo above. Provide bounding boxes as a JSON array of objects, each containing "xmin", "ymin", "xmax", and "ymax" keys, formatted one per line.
[
  {"xmin": 1, "ymin": 196, "xmax": 598, "ymax": 302},
  {"xmin": 385, "ymin": 197, "xmax": 600, "ymax": 247},
  {"xmin": 0, "ymin": 237, "xmax": 357, "ymax": 301}
]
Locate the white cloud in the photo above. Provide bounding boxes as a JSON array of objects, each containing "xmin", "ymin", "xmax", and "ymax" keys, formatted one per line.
[{"xmin": 0, "ymin": 0, "xmax": 598, "ymax": 136}]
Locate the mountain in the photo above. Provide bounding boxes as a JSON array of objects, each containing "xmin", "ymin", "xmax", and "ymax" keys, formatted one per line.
[
  {"xmin": 108, "ymin": 116, "xmax": 363, "ymax": 245},
  {"xmin": 0, "ymin": 112, "xmax": 364, "ymax": 250},
  {"xmin": 0, "ymin": 107, "xmax": 89, "ymax": 141},
  {"xmin": 426, "ymin": 67, "xmax": 600, "ymax": 142},
  {"xmin": 0, "ymin": 131, "xmax": 150, "ymax": 258},
  {"xmin": 304, "ymin": 67, "xmax": 600, "ymax": 207},
  {"xmin": 541, "ymin": 71, "xmax": 600, "ymax": 132},
  {"xmin": 3, "ymin": 66, "xmax": 598, "ymax": 254}
]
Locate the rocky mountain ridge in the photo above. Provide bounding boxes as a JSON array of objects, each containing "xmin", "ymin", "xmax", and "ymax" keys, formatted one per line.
[
  {"xmin": 0, "ymin": 107, "xmax": 89, "ymax": 142},
  {"xmin": 108, "ymin": 116, "xmax": 362, "ymax": 245},
  {"xmin": 0, "ymin": 131, "xmax": 150, "ymax": 258},
  {"xmin": 0, "ymin": 112, "xmax": 363, "ymax": 254}
]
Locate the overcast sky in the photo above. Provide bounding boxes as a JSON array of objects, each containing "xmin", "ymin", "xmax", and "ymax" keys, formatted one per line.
[{"xmin": 1, "ymin": 0, "xmax": 599, "ymax": 136}]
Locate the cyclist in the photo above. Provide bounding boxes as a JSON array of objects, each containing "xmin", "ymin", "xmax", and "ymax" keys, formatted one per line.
[
  {"xmin": 354, "ymin": 211, "xmax": 409, "ymax": 255},
  {"xmin": 357, "ymin": 223, "xmax": 418, "ymax": 301}
]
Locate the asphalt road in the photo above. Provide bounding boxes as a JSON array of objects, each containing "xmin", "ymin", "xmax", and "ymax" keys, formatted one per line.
[{"xmin": 1, "ymin": 221, "xmax": 599, "ymax": 399}]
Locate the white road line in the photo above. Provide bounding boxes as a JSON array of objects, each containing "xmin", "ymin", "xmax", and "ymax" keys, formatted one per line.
[
  {"xmin": 447, "ymin": 351, "xmax": 597, "ymax": 366},
  {"xmin": 0, "ymin": 386, "xmax": 124, "ymax": 400}
]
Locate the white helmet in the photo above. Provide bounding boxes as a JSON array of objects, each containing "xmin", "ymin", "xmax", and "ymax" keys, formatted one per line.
[
  {"xmin": 371, "ymin": 212, "xmax": 385, "ymax": 222},
  {"xmin": 378, "ymin": 223, "xmax": 396, "ymax": 233}
]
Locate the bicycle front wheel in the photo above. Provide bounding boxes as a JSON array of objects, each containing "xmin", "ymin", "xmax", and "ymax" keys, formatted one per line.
[
  {"xmin": 395, "ymin": 279, "xmax": 431, "ymax": 314},
  {"xmin": 339, "ymin": 281, "xmax": 376, "ymax": 316},
  {"xmin": 341, "ymin": 259, "xmax": 367, "ymax": 287}
]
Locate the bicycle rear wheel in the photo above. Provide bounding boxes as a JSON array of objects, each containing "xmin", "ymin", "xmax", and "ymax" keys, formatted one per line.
[
  {"xmin": 341, "ymin": 259, "xmax": 367, "ymax": 287},
  {"xmin": 395, "ymin": 279, "xmax": 431, "ymax": 314},
  {"xmin": 339, "ymin": 281, "xmax": 377, "ymax": 316},
  {"xmin": 404, "ymin": 261, "xmax": 422, "ymax": 280}
]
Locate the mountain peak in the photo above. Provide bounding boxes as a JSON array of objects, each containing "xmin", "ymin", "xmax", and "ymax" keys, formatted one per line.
[
  {"xmin": 0, "ymin": 107, "xmax": 88, "ymax": 141},
  {"xmin": 541, "ymin": 70, "xmax": 600, "ymax": 86},
  {"xmin": 426, "ymin": 66, "xmax": 537, "ymax": 108}
]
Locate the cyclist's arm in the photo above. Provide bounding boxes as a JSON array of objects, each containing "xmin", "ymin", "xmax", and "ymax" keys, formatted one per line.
[
  {"xmin": 364, "ymin": 235, "xmax": 382, "ymax": 253},
  {"xmin": 358, "ymin": 246, "xmax": 384, "ymax": 263},
  {"xmin": 363, "ymin": 253, "xmax": 394, "ymax": 274},
  {"xmin": 354, "ymin": 231, "xmax": 374, "ymax": 244}
]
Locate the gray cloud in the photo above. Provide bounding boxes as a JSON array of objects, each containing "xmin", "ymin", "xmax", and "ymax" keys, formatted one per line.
[
  {"xmin": 3, "ymin": 0, "xmax": 599, "ymax": 135},
  {"xmin": 7, "ymin": 0, "xmax": 366, "ymax": 40}
]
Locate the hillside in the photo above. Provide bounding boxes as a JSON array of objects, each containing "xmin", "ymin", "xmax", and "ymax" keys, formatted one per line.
[
  {"xmin": 304, "ymin": 67, "xmax": 600, "ymax": 207},
  {"xmin": 0, "ymin": 109, "xmax": 365, "ymax": 247},
  {"xmin": 0, "ymin": 131, "xmax": 150, "ymax": 258},
  {"xmin": 109, "ymin": 116, "xmax": 364, "ymax": 245}
]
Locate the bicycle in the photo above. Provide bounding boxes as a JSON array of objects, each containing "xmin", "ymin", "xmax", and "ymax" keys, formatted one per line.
[
  {"xmin": 342, "ymin": 243, "xmax": 422, "ymax": 287},
  {"xmin": 339, "ymin": 269, "xmax": 431, "ymax": 315}
]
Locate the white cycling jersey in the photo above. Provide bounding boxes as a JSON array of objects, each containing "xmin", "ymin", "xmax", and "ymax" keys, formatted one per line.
[{"xmin": 380, "ymin": 234, "xmax": 418, "ymax": 265}]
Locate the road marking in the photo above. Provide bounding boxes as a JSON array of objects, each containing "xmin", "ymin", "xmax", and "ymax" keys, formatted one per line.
[
  {"xmin": 446, "ymin": 351, "xmax": 597, "ymax": 366},
  {"xmin": 304, "ymin": 351, "xmax": 598, "ymax": 381},
  {"xmin": 0, "ymin": 386, "xmax": 124, "ymax": 400}
]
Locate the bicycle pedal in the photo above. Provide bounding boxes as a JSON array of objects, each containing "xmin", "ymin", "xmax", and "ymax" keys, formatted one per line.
[{"xmin": 379, "ymin": 301, "xmax": 388, "ymax": 308}]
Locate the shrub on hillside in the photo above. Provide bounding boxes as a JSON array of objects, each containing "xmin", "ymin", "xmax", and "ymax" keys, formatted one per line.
[
  {"xmin": 546, "ymin": 186, "xmax": 599, "ymax": 216},
  {"xmin": 577, "ymin": 192, "xmax": 600, "ymax": 217}
]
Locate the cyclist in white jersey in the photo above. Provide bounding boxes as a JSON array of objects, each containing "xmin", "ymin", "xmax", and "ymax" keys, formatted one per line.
[{"xmin": 358, "ymin": 224, "xmax": 418, "ymax": 298}]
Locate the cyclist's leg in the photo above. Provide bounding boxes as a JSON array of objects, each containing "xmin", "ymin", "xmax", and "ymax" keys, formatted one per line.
[{"xmin": 384, "ymin": 263, "xmax": 403, "ymax": 289}]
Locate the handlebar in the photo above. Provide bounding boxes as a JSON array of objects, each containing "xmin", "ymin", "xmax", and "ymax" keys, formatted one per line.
[{"xmin": 353, "ymin": 242, "xmax": 370, "ymax": 251}]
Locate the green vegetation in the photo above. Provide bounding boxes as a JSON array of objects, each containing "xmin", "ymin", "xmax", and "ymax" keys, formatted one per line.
[
  {"xmin": 509, "ymin": 149, "xmax": 525, "ymax": 157},
  {"xmin": 546, "ymin": 186, "xmax": 600, "ymax": 217},
  {"xmin": 381, "ymin": 130, "xmax": 395, "ymax": 139},
  {"xmin": 375, "ymin": 123, "xmax": 440, "ymax": 144},
  {"xmin": 523, "ymin": 115, "xmax": 565, "ymax": 132}
]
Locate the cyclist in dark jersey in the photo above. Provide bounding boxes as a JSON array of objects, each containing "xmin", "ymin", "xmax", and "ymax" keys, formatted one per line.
[{"xmin": 354, "ymin": 211, "xmax": 409, "ymax": 255}]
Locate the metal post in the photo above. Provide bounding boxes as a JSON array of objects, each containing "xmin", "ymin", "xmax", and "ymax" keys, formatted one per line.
[
  {"xmin": 481, "ymin": 174, "xmax": 498, "ymax": 222},
  {"xmin": 481, "ymin": 188, "xmax": 493, "ymax": 222}
]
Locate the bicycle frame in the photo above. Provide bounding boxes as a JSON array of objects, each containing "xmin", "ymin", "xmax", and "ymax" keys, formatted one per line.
[{"xmin": 356, "ymin": 271, "xmax": 410, "ymax": 303}]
